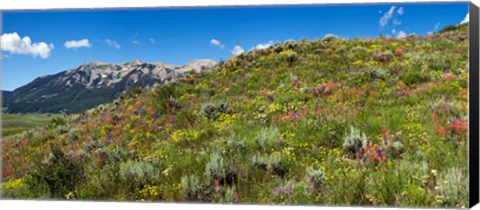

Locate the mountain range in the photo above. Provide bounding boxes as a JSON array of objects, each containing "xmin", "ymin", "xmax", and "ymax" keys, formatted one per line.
[{"xmin": 2, "ymin": 59, "xmax": 216, "ymax": 113}]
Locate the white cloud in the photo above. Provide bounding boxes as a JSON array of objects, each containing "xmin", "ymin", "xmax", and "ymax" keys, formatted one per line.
[
  {"xmin": 63, "ymin": 39, "xmax": 92, "ymax": 49},
  {"xmin": 0, "ymin": 32, "xmax": 54, "ymax": 59},
  {"xmin": 393, "ymin": 19, "xmax": 402, "ymax": 26},
  {"xmin": 460, "ymin": 13, "xmax": 469, "ymax": 24},
  {"xmin": 392, "ymin": 29, "xmax": 396, "ymax": 34},
  {"xmin": 149, "ymin": 38, "xmax": 156, "ymax": 44},
  {"xmin": 397, "ymin": 7, "xmax": 404, "ymax": 15},
  {"xmin": 104, "ymin": 39, "xmax": 121, "ymax": 49},
  {"xmin": 434, "ymin": 22, "xmax": 441, "ymax": 31},
  {"xmin": 132, "ymin": 39, "xmax": 141, "ymax": 46},
  {"xmin": 131, "ymin": 33, "xmax": 141, "ymax": 46},
  {"xmin": 396, "ymin": 30, "xmax": 407, "ymax": 39},
  {"xmin": 210, "ymin": 38, "xmax": 225, "ymax": 49},
  {"xmin": 231, "ymin": 45, "xmax": 244, "ymax": 55},
  {"xmin": 379, "ymin": 6, "xmax": 396, "ymax": 27},
  {"xmin": 255, "ymin": 40, "xmax": 274, "ymax": 50},
  {"xmin": 427, "ymin": 22, "xmax": 441, "ymax": 35},
  {"xmin": 323, "ymin": 33, "xmax": 338, "ymax": 39}
]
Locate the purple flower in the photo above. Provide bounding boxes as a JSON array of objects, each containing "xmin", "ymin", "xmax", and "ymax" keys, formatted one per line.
[
  {"xmin": 451, "ymin": 118, "xmax": 459, "ymax": 124},
  {"xmin": 274, "ymin": 187, "xmax": 283, "ymax": 194},
  {"xmin": 377, "ymin": 148, "xmax": 382, "ymax": 157},
  {"xmin": 70, "ymin": 141, "xmax": 75, "ymax": 147},
  {"xmin": 290, "ymin": 111, "xmax": 298, "ymax": 117},
  {"xmin": 285, "ymin": 184, "xmax": 293, "ymax": 194},
  {"xmin": 153, "ymin": 113, "xmax": 161, "ymax": 119}
]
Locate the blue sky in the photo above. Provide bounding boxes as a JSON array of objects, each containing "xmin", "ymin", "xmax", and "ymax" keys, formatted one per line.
[{"xmin": 1, "ymin": 2, "xmax": 469, "ymax": 91}]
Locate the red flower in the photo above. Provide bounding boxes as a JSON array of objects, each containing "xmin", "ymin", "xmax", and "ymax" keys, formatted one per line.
[
  {"xmin": 381, "ymin": 126, "xmax": 388, "ymax": 141},
  {"xmin": 394, "ymin": 48, "xmax": 403, "ymax": 56},
  {"xmin": 215, "ymin": 179, "xmax": 220, "ymax": 189},
  {"xmin": 2, "ymin": 164, "xmax": 12, "ymax": 178},
  {"xmin": 448, "ymin": 119, "xmax": 468, "ymax": 134},
  {"xmin": 146, "ymin": 107, "xmax": 154, "ymax": 115}
]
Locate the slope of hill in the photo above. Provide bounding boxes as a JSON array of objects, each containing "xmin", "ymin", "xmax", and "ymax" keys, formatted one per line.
[
  {"xmin": 2, "ymin": 90, "xmax": 12, "ymax": 101},
  {"xmin": 0, "ymin": 24, "xmax": 469, "ymax": 207},
  {"xmin": 3, "ymin": 59, "xmax": 216, "ymax": 113}
]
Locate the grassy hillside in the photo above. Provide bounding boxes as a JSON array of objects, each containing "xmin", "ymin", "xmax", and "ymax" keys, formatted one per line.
[
  {"xmin": 0, "ymin": 24, "xmax": 469, "ymax": 207},
  {"xmin": 1, "ymin": 114, "xmax": 61, "ymax": 137}
]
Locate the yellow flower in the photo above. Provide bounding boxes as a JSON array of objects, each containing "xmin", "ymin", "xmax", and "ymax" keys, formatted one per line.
[
  {"xmin": 268, "ymin": 103, "xmax": 281, "ymax": 113},
  {"xmin": 2, "ymin": 178, "xmax": 24, "ymax": 190}
]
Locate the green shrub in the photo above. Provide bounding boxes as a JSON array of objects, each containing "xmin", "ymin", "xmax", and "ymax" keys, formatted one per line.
[
  {"xmin": 47, "ymin": 117, "xmax": 66, "ymax": 130},
  {"xmin": 369, "ymin": 68, "xmax": 389, "ymax": 80},
  {"xmin": 252, "ymin": 153, "xmax": 291, "ymax": 177},
  {"xmin": 343, "ymin": 126, "xmax": 368, "ymax": 158},
  {"xmin": 284, "ymin": 40, "xmax": 298, "ymax": 50},
  {"xmin": 220, "ymin": 185, "xmax": 237, "ymax": 203},
  {"xmin": 181, "ymin": 175, "xmax": 204, "ymax": 201},
  {"xmin": 119, "ymin": 160, "xmax": 160, "ymax": 182},
  {"xmin": 204, "ymin": 152, "xmax": 226, "ymax": 182},
  {"xmin": 201, "ymin": 101, "xmax": 234, "ymax": 120},
  {"xmin": 286, "ymin": 51, "xmax": 298, "ymax": 64},
  {"xmin": 272, "ymin": 179, "xmax": 310, "ymax": 204},
  {"xmin": 438, "ymin": 25, "xmax": 460, "ymax": 33},
  {"xmin": 400, "ymin": 69, "xmax": 431, "ymax": 87},
  {"xmin": 253, "ymin": 127, "xmax": 281, "ymax": 151},
  {"xmin": 226, "ymin": 135, "xmax": 246, "ymax": 152},
  {"xmin": 24, "ymin": 148, "xmax": 84, "ymax": 199},
  {"xmin": 409, "ymin": 52, "xmax": 427, "ymax": 63},
  {"xmin": 306, "ymin": 167, "xmax": 325, "ymax": 194},
  {"xmin": 437, "ymin": 167, "xmax": 469, "ymax": 207}
]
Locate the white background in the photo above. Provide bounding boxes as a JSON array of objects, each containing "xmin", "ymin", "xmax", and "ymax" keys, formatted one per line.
[{"xmin": 0, "ymin": 0, "xmax": 479, "ymax": 210}]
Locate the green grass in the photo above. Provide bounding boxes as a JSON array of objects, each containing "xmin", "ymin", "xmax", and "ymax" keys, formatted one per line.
[
  {"xmin": 0, "ymin": 24, "xmax": 469, "ymax": 208},
  {"xmin": 1, "ymin": 113, "xmax": 60, "ymax": 137}
]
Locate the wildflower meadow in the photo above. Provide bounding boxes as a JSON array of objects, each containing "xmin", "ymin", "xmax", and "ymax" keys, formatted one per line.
[{"xmin": 1, "ymin": 23, "xmax": 469, "ymax": 208}]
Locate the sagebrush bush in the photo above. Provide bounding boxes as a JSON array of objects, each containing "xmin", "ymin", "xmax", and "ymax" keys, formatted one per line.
[
  {"xmin": 253, "ymin": 127, "xmax": 281, "ymax": 151},
  {"xmin": 343, "ymin": 126, "xmax": 368, "ymax": 158},
  {"xmin": 437, "ymin": 167, "xmax": 469, "ymax": 207},
  {"xmin": 305, "ymin": 167, "xmax": 325, "ymax": 194},
  {"xmin": 201, "ymin": 101, "xmax": 234, "ymax": 120},
  {"xmin": 204, "ymin": 152, "xmax": 226, "ymax": 182},
  {"xmin": 369, "ymin": 68, "xmax": 389, "ymax": 80},
  {"xmin": 226, "ymin": 135, "xmax": 246, "ymax": 152},
  {"xmin": 252, "ymin": 153, "xmax": 290, "ymax": 177},
  {"xmin": 221, "ymin": 185, "xmax": 237, "ymax": 203},
  {"xmin": 119, "ymin": 160, "xmax": 160, "ymax": 182},
  {"xmin": 181, "ymin": 175, "xmax": 202, "ymax": 201}
]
